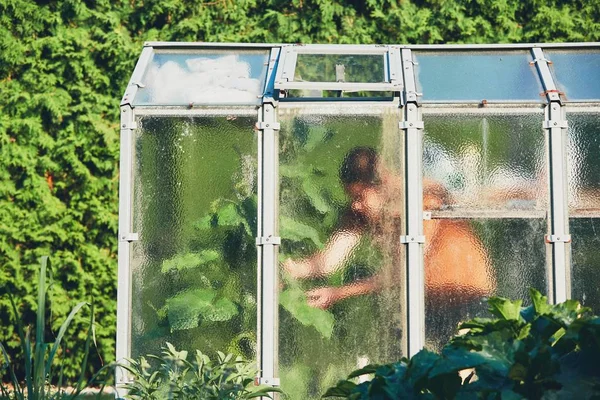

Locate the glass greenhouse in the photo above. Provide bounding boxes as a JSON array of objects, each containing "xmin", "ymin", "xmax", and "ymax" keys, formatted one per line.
[{"xmin": 118, "ymin": 42, "xmax": 600, "ymax": 398}]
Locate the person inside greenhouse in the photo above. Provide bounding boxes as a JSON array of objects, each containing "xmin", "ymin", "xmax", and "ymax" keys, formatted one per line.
[{"xmin": 283, "ymin": 147, "xmax": 495, "ymax": 341}]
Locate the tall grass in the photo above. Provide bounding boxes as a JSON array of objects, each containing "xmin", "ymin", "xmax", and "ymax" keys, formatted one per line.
[{"xmin": 0, "ymin": 257, "xmax": 113, "ymax": 399}]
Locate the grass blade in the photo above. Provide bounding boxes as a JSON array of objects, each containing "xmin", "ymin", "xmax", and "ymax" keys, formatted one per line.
[
  {"xmin": 44, "ymin": 301, "xmax": 87, "ymax": 375},
  {"xmin": 35, "ymin": 256, "xmax": 49, "ymax": 399},
  {"xmin": 0, "ymin": 342, "xmax": 24, "ymax": 398},
  {"xmin": 8, "ymin": 293, "xmax": 33, "ymax": 398}
]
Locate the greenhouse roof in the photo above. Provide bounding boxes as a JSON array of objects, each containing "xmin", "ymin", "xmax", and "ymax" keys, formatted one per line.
[{"xmin": 122, "ymin": 42, "xmax": 600, "ymax": 107}]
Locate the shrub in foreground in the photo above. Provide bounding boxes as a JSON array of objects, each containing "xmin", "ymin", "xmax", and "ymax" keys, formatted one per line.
[
  {"xmin": 324, "ymin": 289, "xmax": 600, "ymax": 399},
  {"xmin": 0, "ymin": 257, "xmax": 113, "ymax": 400},
  {"xmin": 120, "ymin": 343, "xmax": 281, "ymax": 399}
]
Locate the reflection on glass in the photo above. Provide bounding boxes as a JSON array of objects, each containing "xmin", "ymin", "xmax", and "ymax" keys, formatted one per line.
[
  {"xmin": 131, "ymin": 116, "xmax": 257, "ymax": 361},
  {"xmin": 279, "ymin": 110, "xmax": 405, "ymax": 400},
  {"xmin": 568, "ymin": 112, "xmax": 600, "ymax": 312},
  {"xmin": 134, "ymin": 50, "xmax": 269, "ymax": 105},
  {"xmin": 423, "ymin": 113, "xmax": 549, "ymax": 349},
  {"xmin": 294, "ymin": 54, "xmax": 385, "ymax": 83},
  {"xmin": 414, "ymin": 52, "xmax": 544, "ymax": 102},
  {"xmin": 546, "ymin": 50, "xmax": 600, "ymax": 101}
]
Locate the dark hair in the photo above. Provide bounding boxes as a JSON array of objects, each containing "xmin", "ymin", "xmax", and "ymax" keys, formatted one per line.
[{"xmin": 340, "ymin": 147, "xmax": 378, "ymax": 186}]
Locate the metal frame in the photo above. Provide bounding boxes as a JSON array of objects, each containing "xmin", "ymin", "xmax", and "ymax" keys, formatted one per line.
[
  {"xmin": 274, "ymin": 45, "xmax": 403, "ymax": 93},
  {"xmin": 115, "ymin": 105, "xmax": 136, "ymax": 388},
  {"xmin": 117, "ymin": 41, "xmax": 600, "ymax": 394},
  {"xmin": 532, "ymin": 47, "xmax": 571, "ymax": 304},
  {"xmin": 256, "ymin": 48, "xmax": 281, "ymax": 393},
  {"xmin": 401, "ymin": 48, "xmax": 425, "ymax": 356}
]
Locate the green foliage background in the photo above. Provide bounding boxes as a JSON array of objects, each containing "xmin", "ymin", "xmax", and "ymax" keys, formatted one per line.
[{"xmin": 1, "ymin": 0, "xmax": 599, "ymax": 380}]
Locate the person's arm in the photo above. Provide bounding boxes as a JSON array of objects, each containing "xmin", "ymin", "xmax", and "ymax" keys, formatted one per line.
[
  {"xmin": 305, "ymin": 275, "xmax": 383, "ymax": 309},
  {"xmin": 283, "ymin": 229, "xmax": 361, "ymax": 279}
]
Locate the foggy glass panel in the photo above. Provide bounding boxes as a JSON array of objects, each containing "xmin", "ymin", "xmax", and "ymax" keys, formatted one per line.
[
  {"xmin": 568, "ymin": 112, "xmax": 600, "ymax": 312},
  {"xmin": 294, "ymin": 54, "xmax": 386, "ymax": 83},
  {"xmin": 424, "ymin": 218, "xmax": 548, "ymax": 350},
  {"xmin": 423, "ymin": 113, "xmax": 547, "ymax": 211},
  {"xmin": 546, "ymin": 50, "xmax": 600, "ymax": 101},
  {"xmin": 134, "ymin": 50, "xmax": 269, "ymax": 106},
  {"xmin": 423, "ymin": 113, "xmax": 549, "ymax": 349},
  {"xmin": 414, "ymin": 52, "xmax": 544, "ymax": 102},
  {"xmin": 279, "ymin": 110, "xmax": 405, "ymax": 400},
  {"xmin": 131, "ymin": 116, "xmax": 257, "ymax": 361}
]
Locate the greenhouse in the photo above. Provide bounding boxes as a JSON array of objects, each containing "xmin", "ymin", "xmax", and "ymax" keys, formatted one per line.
[{"xmin": 117, "ymin": 42, "xmax": 600, "ymax": 398}]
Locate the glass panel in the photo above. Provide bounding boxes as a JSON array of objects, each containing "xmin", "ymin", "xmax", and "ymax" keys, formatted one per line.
[
  {"xmin": 568, "ymin": 111, "xmax": 600, "ymax": 311},
  {"xmin": 294, "ymin": 54, "xmax": 386, "ymax": 83},
  {"xmin": 279, "ymin": 109, "xmax": 405, "ymax": 399},
  {"xmin": 546, "ymin": 50, "xmax": 600, "ymax": 101},
  {"xmin": 423, "ymin": 113, "xmax": 549, "ymax": 349},
  {"xmin": 425, "ymin": 218, "xmax": 547, "ymax": 349},
  {"xmin": 134, "ymin": 50, "xmax": 269, "ymax": 106},
  {"xmin": 131, "ymin": 116, "xmax": 258, "ymax": 361},
  {"xmin": 414, "ymin": 52, "xmax": 544, "ymax": 102}
]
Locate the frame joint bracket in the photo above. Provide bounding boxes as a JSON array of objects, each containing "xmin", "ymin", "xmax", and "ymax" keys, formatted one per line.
[
  {"xmin": 120, "ymin": 233, "xmax": 139, "ymax": 243},
  {"xmin": 256, "ymin": 236, "xmax": 281, "ymax": 246},
  {"xmin": 543, "ymin": 120, "xmax": 568, "ymax": 129},
  {"xmin": 255, "ymin": 377, "xmax": 280, "ymax": 387},
  {"xmin": 400, "ymin": 121, "xmax": 424, "ymax": 130},
  {"xmin": 400, "ymin": 235, "xmax": 425, "ymax": 244},
  {"xmin": 545, "ymin": 234, "xmax": 571, "ymax": 243},
  {"xmin": 256, "ymin": 122, "xmax": 280, "ymax": 131}
]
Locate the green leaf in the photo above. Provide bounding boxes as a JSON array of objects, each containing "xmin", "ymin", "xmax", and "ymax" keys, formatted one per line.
[
  {"xmin": 487, "ymin": 296, "xmax": 523, "ymax": 321},
  {"xmin": 166, "ymin": 289, "xmax": 239, "ymax": 330},
  {"xmin": 302, "ymin": 179, "xmax": 331, "ymax": 214},
  {"xmin": 217, "ymin": 202, "xmax": 244, "ymax": 226},
  {"xmin": 161, "ymin": 251, "xmax": 220, "ymax": 272},
  {"xmin": 322, "ymin": 380, "xmax": 357, "ymax": 398},
  {"xmin": 280, "ymin": 216, "xmax": 323, "ymax": 247},
  {"xmin": 279, "ymin": 287, "xmax": 334, "ymax": 339},
  {"xmin": 530, "ymin": 288, "xmax": 551, "ymax": 316}
]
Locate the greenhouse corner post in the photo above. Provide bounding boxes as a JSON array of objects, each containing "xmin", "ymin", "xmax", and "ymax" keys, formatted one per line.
[
  {"xmin": 531, "ymin": 47, "xmax": 571, "ymax": 303},
  {"xmin": 257, "ymin": 47, "xmax": 281, "ymax": 394},
  {"xmin": 116, "ymin": 104, "xmax": 135, "ymax": 387},
  {"xmin": 400, "ymin": 48, "xmax": 426, "ymax": 356}
]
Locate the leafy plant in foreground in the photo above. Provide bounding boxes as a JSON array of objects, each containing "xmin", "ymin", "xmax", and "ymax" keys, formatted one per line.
[
  {"xmin": 0, "ymin": 257, "xmax": 113, "ymax": 400},
  {"xmin": 120, "ymin": 342, "xmax": 281, "ymax": 400},
  {"xmin": 324, "ymin": 288, "xmax": 600, "ymax": 399}
]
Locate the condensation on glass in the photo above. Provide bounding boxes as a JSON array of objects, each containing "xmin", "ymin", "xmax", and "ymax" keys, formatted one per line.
[
  {"xmin": 422, "ymin": 112, "xmax": 548, "ymax": 349},
  {"xmin": 414, "ymin": 51, "xmax": 544, "ymax": 102},
  {"xmin": 546, "ymin": 50, "xmax": 600, "ymax": 101},
  {"xmin": 567, "ymin": 111, "xmax": 600, "ymax": 312},
  {"xmin": 133, "ymin": 50, "xmax": 269, "ymax": 106},
  {"xmin": 130, "ymin": 116, "xmax": 258, "ymax": 360},
  {"xmin": 278, "ymin": 108, "xmax": 405, "ymax": 400}
]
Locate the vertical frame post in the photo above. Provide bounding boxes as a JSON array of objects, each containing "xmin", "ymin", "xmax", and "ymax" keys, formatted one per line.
[
  {"xmin": 256, "ymin": 48, "xmax": 281, "ymax": 392},
  {"xmin": 531, "ymin": 47, "xmax": 570, "ymax": 303},
  {"xmin": 116, "ymin": 105, "xmax": 137, "ymax": 386},
  {"xmin": 400, "ymin": 48, "xmax": 425, "ymax": 355}
]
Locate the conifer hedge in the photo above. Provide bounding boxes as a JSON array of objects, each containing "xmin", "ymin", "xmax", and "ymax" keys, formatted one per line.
[{"xmin": 1, "ymin": 0, "xmax": 598, "ymax": 380}]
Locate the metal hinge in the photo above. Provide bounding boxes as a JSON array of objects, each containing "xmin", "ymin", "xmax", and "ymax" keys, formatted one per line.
[
  {"xmin": 400, "ymin": 235, "xmax": 425, "ymax": 244},
  {"xmin": 545, "ymin": 234, "xmax": 571, "ymax": 243},
  {"xmin": 543, "ymin": 120, "xmax": 568, "ymax": 129},
  {"xmin": 400, "ymin": 121, "xmax": 424, "ymax": 130},
  {"xmin": 255, "ymin": 122, "xmax": 281, "ymax": 131},
  {"xmin": 255, "ymin": 377, "xmax": 281, "ymax": 386},
  {"xmin": 256, "ymin": 236, "xmax": 281, "ymax": 245},
  {"xmin": 529, "ymin": 58, "xmax": 553, "ymax": 65},
  {"xmin": 120, "ymin": 233, "xmax": 139, "ymax": 243}
]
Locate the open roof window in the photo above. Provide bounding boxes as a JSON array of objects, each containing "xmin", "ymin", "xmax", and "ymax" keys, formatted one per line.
[
  {"xmin": 129, "ymin": 48, "xmax": 270, "ymax": 107},
  {"xmin": 274, "ymin": 45, "xmax": 402, "ymax": 99}
]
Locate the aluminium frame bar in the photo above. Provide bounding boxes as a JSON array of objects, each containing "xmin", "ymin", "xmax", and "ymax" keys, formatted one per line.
[
  {"xmin": 401, "ymin": 48, "xmax": 426, "ymax": 356},
  {"xmin": 532, "ymin": 47, "xmax": 571, "ymax": 303},
  {"xmin": 115, "ymin": 105, "xmax": 136, "ymax": 388},
  {"xmin": 144, "ymin": 42, "xmax": 600, "ymax": 50},
  {"xmin": 256, "ymin": 48, "xmax": 281, "ymax": 394}
]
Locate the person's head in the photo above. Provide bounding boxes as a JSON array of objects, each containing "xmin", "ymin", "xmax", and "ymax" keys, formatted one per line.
[{"xmin": 340, "ymin": 147, "xmax": 385, "ymax": 219}]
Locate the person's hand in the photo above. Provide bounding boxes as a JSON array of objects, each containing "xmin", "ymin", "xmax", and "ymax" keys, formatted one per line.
[
  {"xmin": 282, "ymin": 258, "xmax": 316, "ymax": 280},
  {"xmin": 306, "ymin": 286, "xmax": 342, "ymax": 309}
]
